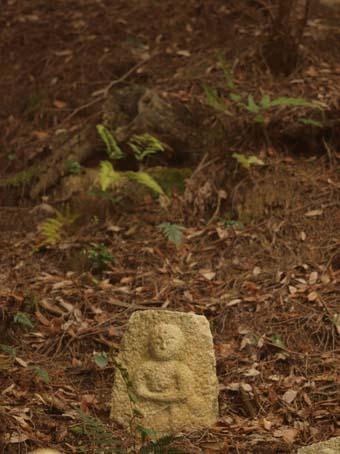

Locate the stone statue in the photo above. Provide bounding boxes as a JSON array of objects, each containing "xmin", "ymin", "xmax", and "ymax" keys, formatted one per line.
[
  {"xmin": 298, "ymin": 436, "xmax": 340, "ymax": 453},
  {"xmin": 111, "ymin": 310, "xmax": 219, "ymax": 437}
]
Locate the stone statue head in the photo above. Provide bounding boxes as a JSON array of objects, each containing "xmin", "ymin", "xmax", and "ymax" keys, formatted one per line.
[{"xmin": 149, "ymin": 323, "xmax": 184, "ymax": 360}]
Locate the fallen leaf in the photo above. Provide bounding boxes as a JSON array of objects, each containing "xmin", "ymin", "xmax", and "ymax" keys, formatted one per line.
[
  {"xmin": 32, "ymin": 130, "xmax": 49, "ymax": 140},
  {"xmin": 199, "ymin": 270, "xmax": 216, "ymax": 281},
  {"xmin": 282, "ymin": 389, "xmax": 298, "ymax": 404},
  {"xmin": 9, "ymin": 432, "xmax": 29, "ymax": 443},
  {"xmin": 273, "ymin": 427, "xmax": 298, "ymax": 443},
  {"xmin": 304, "ymin": 209, "xmax": 323, "ymax": 217},
  {"xmin": 215, "ymin": 343, "xmax": 233, "ymax": 358},
  {"xmin": 54, "ymin": 49, "xmax": 73, "ymax": 56},
  {"xmin": 289, "ymin": 286, "xmax": 297, "ymax": 295},
  {"xmin": 307, "ymin": 291, "xmax": 318, "ymax": 301},
  {"xmin": 53, "ymin": 99, "xmax": 67, "ymax": 109},
  {"xmin": 253, "ymin": 266, "xmax": 261, "ymax": 276},
  {"xmin": 244, "ymin": 366, "xmax": 261, "ymax": 377},
  {"xmin": 299, "ymin": 231, "xmax": 307, "ymax": 241},
  {"xmin": 15, "ymin": 357, "xmax": 28, "ymax": 368},
  {"xmin": 226, "ymin": 298, "xmax": 242, "ymax": 306},
  {"xmin": 176, "ymin": 50, "xmax": 191, "ymax": 57},
  {"xmin": 309, "ymin": 271, "xmax": 318, "ymax": 285},
  {"xmin": 262, "ymin": 418, "xmax": 272, "ymax": 431}
]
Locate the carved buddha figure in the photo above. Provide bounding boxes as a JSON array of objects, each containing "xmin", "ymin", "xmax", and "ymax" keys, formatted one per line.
[{"xmin": 133, "ymin": 323, "xmax": 198, "ymax": 431}]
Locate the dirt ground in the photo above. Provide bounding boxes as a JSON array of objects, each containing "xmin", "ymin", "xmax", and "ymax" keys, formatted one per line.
[{"xmin": 0, "ymin": 1, "xmax": 340, "ymax": 453}]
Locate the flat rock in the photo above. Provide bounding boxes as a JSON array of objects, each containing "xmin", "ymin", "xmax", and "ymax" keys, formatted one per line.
[
  {"xmin": 111, "ymin": 310, "xmax": 219, "ymax": 437},
  {"xmin": 298, "ymin": 436, "xmax": 340, "ymax": 453}
]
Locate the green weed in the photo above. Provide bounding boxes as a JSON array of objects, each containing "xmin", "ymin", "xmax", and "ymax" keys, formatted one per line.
[
  {"xmin": 203, "ymin": 56, "xmax": 324, "ymax": 126},
  {"xmin": 157, "ymin": 223, "xmax": 185, "ymax": 248},
  {"xmin": 86, "ymin": 243, "xmax": 115, "ymax": 271}
]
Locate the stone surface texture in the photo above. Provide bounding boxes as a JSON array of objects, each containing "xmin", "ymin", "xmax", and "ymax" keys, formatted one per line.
[
  {"xmin": 298, "ymin": 436, "xmax": 340, "ymax": 453},
  {"xmin": 111, "ymin": 310, "xmax": 219, "ymax": 437}
]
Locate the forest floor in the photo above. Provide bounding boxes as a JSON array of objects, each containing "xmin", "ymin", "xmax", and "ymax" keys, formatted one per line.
[{"xmin": 0, "ymin": 1, "xmax": 340, "ymax": 453}]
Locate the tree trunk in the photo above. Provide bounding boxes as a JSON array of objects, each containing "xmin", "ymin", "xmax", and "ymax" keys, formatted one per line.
[{"xmin": 262, "ymin": 0, "xmax": 311, "ymax": 77}]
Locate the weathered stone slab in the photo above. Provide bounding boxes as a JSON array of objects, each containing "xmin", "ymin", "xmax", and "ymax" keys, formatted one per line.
[
  {"xmin": 298, "ymin": 436, "xmax": 340, "ymax": 453},
  {"xmin": 111, "ymin": 310, "xmax": 219, "ymax": 437}
]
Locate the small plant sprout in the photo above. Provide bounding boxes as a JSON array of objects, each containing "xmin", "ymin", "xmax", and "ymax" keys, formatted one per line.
[
  {"xmin": 0, "ymin": 344, "xmax": 16, "ymax": 359},
  {"xmin": 270, "ymin": 334, "xmax": 287, "ymax": 350},
  {"xmin": 232, "ymin": 153, "xmax": 265, "ymax": 170},
  {"xmin": 65, "ymin": 159, "xmax": 82, "ymax": 175},
  {"xmin": 14, "ymin": 311, "xmax": 34, "ymax": 330},
  {"xmin": 157, "ymin": 222, "xmax": 185, "ymax": 248},
  {"xmin": 93, "ymin": 351, "xmax": 108, "ymax": 369},
  {"xmin": 86, "ymin": 243, "xmax": 115, "ymax": 271},
  {"xmin": 30, "ymin": 365, "xmax": 49, "ymax": 384},
  {"xmin": 203, "ymin": 56, "xmax": 324, "ymax": 126}
]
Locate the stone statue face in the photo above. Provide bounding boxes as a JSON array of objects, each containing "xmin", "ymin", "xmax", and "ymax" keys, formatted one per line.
[{"xmin": 149, "ymin": 323, "xmax": 184, "ymax": 360}]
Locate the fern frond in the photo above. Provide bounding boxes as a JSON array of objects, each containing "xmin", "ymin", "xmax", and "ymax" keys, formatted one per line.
[
  {"xmin": 96, "ymin": 124, "xmax": 124, "ymax": 160},
  {"xmin": 157, "ymin": 222, "xmax": 185, "ymax": 248},
  {"xmin": 55, "ymin": 205, "xmax": 78, "ymax": 225},
  {"xmin": 126, "ymin": 171, "xmax": 165, "ymax": 196},
  {"xmin": 202, "ymin": 83, "xmax": 233, "ymax": 115},
  {"xmin": 39, "ymin": 205, "xmax": 78, "ymax": 245},
  {"xmin": 232, "ymin": 153, "xmax": 264, "ymax": 170},
  {"xmin": 40, "ymin": 218, "xmax": 62, "ymax": 244},
  {"xmin": 269, "ymin": 97, "xmax": 321, "ymax": 109},
  {"xmin": 128, "ymin": 133, "xmax": 164, "ymax": 161},
  {"xmin": 99, "ymin": 160, "xmax": 122, "ymax": 191}
]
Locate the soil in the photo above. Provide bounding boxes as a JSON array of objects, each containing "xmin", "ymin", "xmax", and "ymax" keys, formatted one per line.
[{"xmin": 0, "ymin": 1, "xmax": 340, "ymax": 453}]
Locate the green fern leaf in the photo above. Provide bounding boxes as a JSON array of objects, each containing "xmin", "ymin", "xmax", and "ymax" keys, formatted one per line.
[
  {"xmin": 55, "ymin": 205, "xmax": 77, "ymax": 225},
  {"xmin": 269, "ymin": 97, "xmax": 320, "ymax": 109},
  {"xmin": 202, "ymin": 83, "xmax": 233, "ymax": 115},
  {"xmin": 39, "ymin": 205, "xmax": 78, "ymax": 245},
  {"xmin": 30, "ymin": 365, "xmax": 49, "ymax": 384},
  {"xmin": 246, "ymin": 95, "xmax": 260, "ymax": 114},
  {"xmin": 260, "ymin": 94, "xmax": 271, "ymax": 109},
  {"xmin": 14, "ymin": 312, "xmax": 34, "ymax": 329},
  {"xmin": 126, "ymin": 171, "xmax": 165, "ymax": 196},
  {"xmin": 40, "ymin": 218, "xmax": 62, "ymax": 244},
  {"xmin": 128, "ymin": 133, "xmax": 164, "ymax": 161},
  {"xmin": 157, "ymin": 222, "xmax": 185, "ymax": 248},
  {"xmin": 99, "ymin": 160, "xmax": 122, "ymax": 191},
  {"xmin": 217, "ymin": 53, "xmax": 235, "ymax": 90},
  {"xmin": 299, "ymin": 118, "xmax": 323, "ymax": 127},
  {"xmin": 96, "ymin": 124, "xmax": 124, "ymax": 160},
  {"xmin": 232, "ymin": 153, "xmax": 264, "ymax": 170}
]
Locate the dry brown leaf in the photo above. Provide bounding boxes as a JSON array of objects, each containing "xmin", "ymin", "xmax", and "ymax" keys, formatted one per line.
[
  {"xmin": 199, "ymin": 269, "xmax": 216, "ymax": 281},
  {"xmin": 273, "ymin": 427, "xmax": 298, "ymax": 443},
  {"xmin": 299, "ymin": 231, "xmax": 307, "ymax": 241},
  {"xmin": 304, "ymin": 209, "xmax": 323, "ymax": 217},
  {"xmin": 53, "ymin": 100, "xmax": 67, "ymax": 109},
  {"xmin": 9, "ymin": 432, "xmax": 29, "ymax": 443},
  {"xmin": 307, "ymin": 291, "xmax": 318, "ymax": 301},
  {"xmin": 244, "ymin": 366, "xmax": 260, "ymax": 377},
  {"xmin": 282, "ymin": 389, "xmax": 298, "ymax": 404},
  {"xmin": 215, "ymin": 342, "xmax": 234, "ymax": 358},
  {"xmin": 309, "ymin": 271, "xmax": 318, "ymax": 285},
  {"xmin": 32, "ymin": 130, "xmax": 49, "ymax": 140}
]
